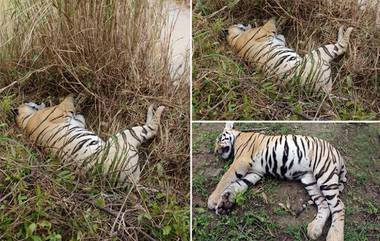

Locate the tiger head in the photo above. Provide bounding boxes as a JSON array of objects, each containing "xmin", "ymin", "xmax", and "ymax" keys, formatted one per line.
[
  {"xmin": 15, "ymin": 95, "xmax": 75, "ymax": 132},
  {"xmin": 223, "ymin": 23, "xmax": 252, "ymax": 39},
  {"xmin": 225, "ymin": 19, "xmax": 277, "ymax": 47},
  {"xmin": 14, "ymin": 102, "xmax": 46, "ymax": 129},
  {"xmin": 214, "ymin": 122, "xmax": 239, "ymax": 160}
]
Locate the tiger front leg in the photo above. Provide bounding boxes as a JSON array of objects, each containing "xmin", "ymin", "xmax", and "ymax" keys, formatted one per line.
[
  {"xmin": 215, "ymin": 172, "xmax": 262, "ymax": 214},
  {"xmin": 300, "ymin": 173, "xmax": 330, "ymax": 240}
]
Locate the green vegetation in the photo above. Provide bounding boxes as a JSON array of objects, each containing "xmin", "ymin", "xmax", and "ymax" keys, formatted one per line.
[
  {"xmin": 192, "ymin": 123, "xmax": 380, "ymax": 241},
  {"xmin": 192, "ymin": 0, "xmax": 379, "ymax": 120}
]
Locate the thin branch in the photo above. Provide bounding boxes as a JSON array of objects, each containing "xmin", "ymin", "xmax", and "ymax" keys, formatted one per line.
[
  {"xmin": 78, "ymin": 196, "xmax": 157, "ymax": 241},
  {"xmin": 0, "ymin": 81, "xmax": 17, "ymax": 94}
]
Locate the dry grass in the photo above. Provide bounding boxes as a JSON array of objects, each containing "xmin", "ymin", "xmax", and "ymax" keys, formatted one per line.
[
  {"xmin": 193, "ymin": 0, "xmax": 379, "ymax": 120},
  {"xmin": 0, "ymin": 0, "xmax": 189, "ymax": 240}
]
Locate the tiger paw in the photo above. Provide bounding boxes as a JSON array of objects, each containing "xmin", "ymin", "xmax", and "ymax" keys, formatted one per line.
[
  {"xmin": 215, "ymin": 191, "xmax": 235, "ymax": 214},
  {"xmin": 307, "ymin": 220, "xmax": 324, "ymax": 240},
  {"xmin": 326, "ymin": 225, "xmax": 343, "ymax": 241},
  {"xmin": 337, "ymin": 26, "xmax": 353, "ymax": 46}
]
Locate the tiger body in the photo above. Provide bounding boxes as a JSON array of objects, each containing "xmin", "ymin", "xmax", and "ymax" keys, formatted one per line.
[
  {"xmin": 225, "ymin": 20, "xmax": 353, "ymax": 94},
  {"xmin": 15, "ymin": 96, "xmax": 164, "ymax": 186},
  {"xmin": 209, "ymin": 123, "xmax": 346, "ymax": 241}
]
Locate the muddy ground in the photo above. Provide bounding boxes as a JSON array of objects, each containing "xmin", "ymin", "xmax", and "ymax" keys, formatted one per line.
[{"xmin": 192, "ymin": 123, "xmax": 380, "ymax": 241}]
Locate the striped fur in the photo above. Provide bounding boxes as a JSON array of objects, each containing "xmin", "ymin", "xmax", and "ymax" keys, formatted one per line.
[
  {"xmin": 225, "ymin": 19, "xmax": 353, "ymax": 94},
  {"xmin": 208, "ymin": 123, "xmax": 347, "ymax": 241},
  {"xmin": 15, "ymin": 95, "xmax": 164, "ymax": 186}
]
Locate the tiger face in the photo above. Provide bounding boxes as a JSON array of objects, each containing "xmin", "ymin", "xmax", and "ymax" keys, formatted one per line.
[
  {"xmin": 214, "ymin": 122, "xmax": 239, "ymax": 160},
  {"xmin": 227, "ymin": 23, "xmax": 252, "ymax": 36},
  {"xmin": 15, "ymin": 102, "xmax": 46, "ymax": 129},
  {"xmin": 214, "ymin": 131, "xmax": 235, "ymax": 160}
]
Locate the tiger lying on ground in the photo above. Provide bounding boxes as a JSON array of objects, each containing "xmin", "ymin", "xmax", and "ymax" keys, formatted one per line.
[
  {"xmin": 208, "ymin": 123, "xmax": 347, "ymax": 241},
  {"xmin": 14, "ymin": 95, "xmax": 165, "ymax": 186},
  {"xmin": 223, "ymin": 19, "xmax": 353, "ymax": 94}
]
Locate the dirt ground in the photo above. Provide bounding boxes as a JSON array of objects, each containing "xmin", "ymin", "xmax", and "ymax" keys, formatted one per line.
[{"xmin": 192, "ymin": 123, "xmax": 380, "ymax": 241}]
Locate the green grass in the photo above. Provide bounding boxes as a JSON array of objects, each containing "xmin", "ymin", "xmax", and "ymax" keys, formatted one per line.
[
  {"xmin": 0, "ymin": 132, "xmax": 190, "ymax": 240},
  {"xmin": 192, "ymin": 127, "xmax": 220, "ymax": 153},
  {"xmin": 0, "ymin": 108, "xmax": 190, "ymax": 241},
  {"xmin": 192, "ymin": 123, "xmax": 380, "ymax": 241}
]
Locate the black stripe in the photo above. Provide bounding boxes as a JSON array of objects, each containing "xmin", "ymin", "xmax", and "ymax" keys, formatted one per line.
[
  {"xmin": 50, "ymin": 126, "xmax": 82, "ymax": 147},
  {"xmin": 235, "ymin": 134, "xmax": 255, "ymax": 160},
  {"xmin": 45, "ymin": 124, "xmax": 72, "ymax": 145},
  {"xmin": 312, "ymin": 139, "xmax": 320, "ymax": 171},
  {"xmin": 241, "ymin": 178, "xmax": 253, "ymax": 187},
  {"xmin": 293, "ymin": 135, "xmax": 302, "ymax": 163},
  {"xmin": 128, "ymin": 128, "xmax": 141, "ymax": 143},
  {"xmin": 321, "ymin": 169, "xmax": 337, "ymax": 184},
  {"xmin": 29, "ymin": 107, "xmax": 57, "ymax": 136},
  {"xmin": 303, "ymin": 181, "xmax": 317, "ymax": 187},
  {"xmin": 71, "ymin": 138, "xmax": 92, "ymax": 155},
  {"xmin": 325, "ymin": 194, "xmax": 336, "ymax": 201},
  {"xmin": 272, "ymin": 147, "xmax": 280, "ymax": 179},
  {"xmin": 21, "ymin": 114, "xmax": 33, "ymax": 126},
  {"xmin": 315, "ymin": 156, "xmax": 331, "ymax": 180},
  {"xmin": 320, "ymin": 183, "xmax": 339, "ymax": 191},
  {"xmin": 280, "ymin": 136, "xmax": 289, "ymax": 177},
  {"xmin": 331, "ymin": 209, "xmax": 343, "ymax": 216},
  {"xmin": 236, "ymin": 28, "xmax": 261, "ymax": 54},
  {"xmin": 50, "ymin": 114, "xmax": 65, "ymax": 122},
  {"xmin": 142, "ymin": 126, "xmax": 148, "ymax": 135},
  {"xmin": 235, "ymin": 171, "xmax": 243, "ymax": 179},
  {"xmin": 288, "ymin": 158, "xmax": 294, "ymax": 170},
  {"xmin": 230, "ymin": 34, "xmax": 240, "ymax": 43},
  {"xmin": 292, "ymin": 171, "xmax": 307, "ymax": 179}
]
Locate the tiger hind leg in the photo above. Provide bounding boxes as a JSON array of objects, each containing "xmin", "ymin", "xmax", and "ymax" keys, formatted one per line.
[
  {"xmin": 122, "ymin": 105, "xmax": 165, "ymax": 147},
  {"xmin": 100, "ymin": 105, "xmax": 165, "ymax": 185},
  {"xmin": 300, "ymin": 173, "xmax": 330, "ymax": 240},
  {"xmin": 146, "ymin": 104, "xmax": 154, "ymax": 124},
  {"xmin": 305, "ymin": 26, "xmax": 353, "ymax": 94},
  {"xmin": 336, "ymin": 26, "xmax": 353, "ymax": 56},
  {"xmin": 311, "ymin": 26, "xmax": 353, "ymax": 65},
  {"xmin": 338, "ymin": 164, "xmax": 347, "ymax": 192},
  {"xmin": 318, "ymin": 172, "xmax": 345, "ymax": 241}
]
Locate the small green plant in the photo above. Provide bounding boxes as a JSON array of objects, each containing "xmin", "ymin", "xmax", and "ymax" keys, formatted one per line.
[
  {"xmin": 234, "ymin": 192, "xmax": 247, "ymax": 206},
  {"xmin": 0, "ymin": 95, "xmax": 14, "ymax": 113},
  {"xmin": 193, "ymin": 174, "xmax": 208, "ymax": 197}
]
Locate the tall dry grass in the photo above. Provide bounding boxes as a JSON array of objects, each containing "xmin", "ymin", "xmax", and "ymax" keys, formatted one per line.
[{"xmin": 0, "ymin": 0, "xmax": 189, "ymax": 240}]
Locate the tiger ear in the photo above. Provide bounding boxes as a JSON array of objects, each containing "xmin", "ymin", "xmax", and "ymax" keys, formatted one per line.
[
  {"xmin": 262, "ymin": 19, "xmax": 277, "ymax": 33},
  {"xmin": 224, "ymin": 122, "xmax": 234, "ymax": 130},
  {"xmin": 59, "ymin": 94, "xmax": 75, "ymax": 112}
]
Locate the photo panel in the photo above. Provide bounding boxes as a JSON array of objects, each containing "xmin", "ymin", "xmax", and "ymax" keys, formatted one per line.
[
  {"xmin": 192, "ymin": 122, "xmax": 380, "ymax": 240},
  {"xmin": 192, "ymin": 0, "xmax": 379, "ymax": 120}
]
